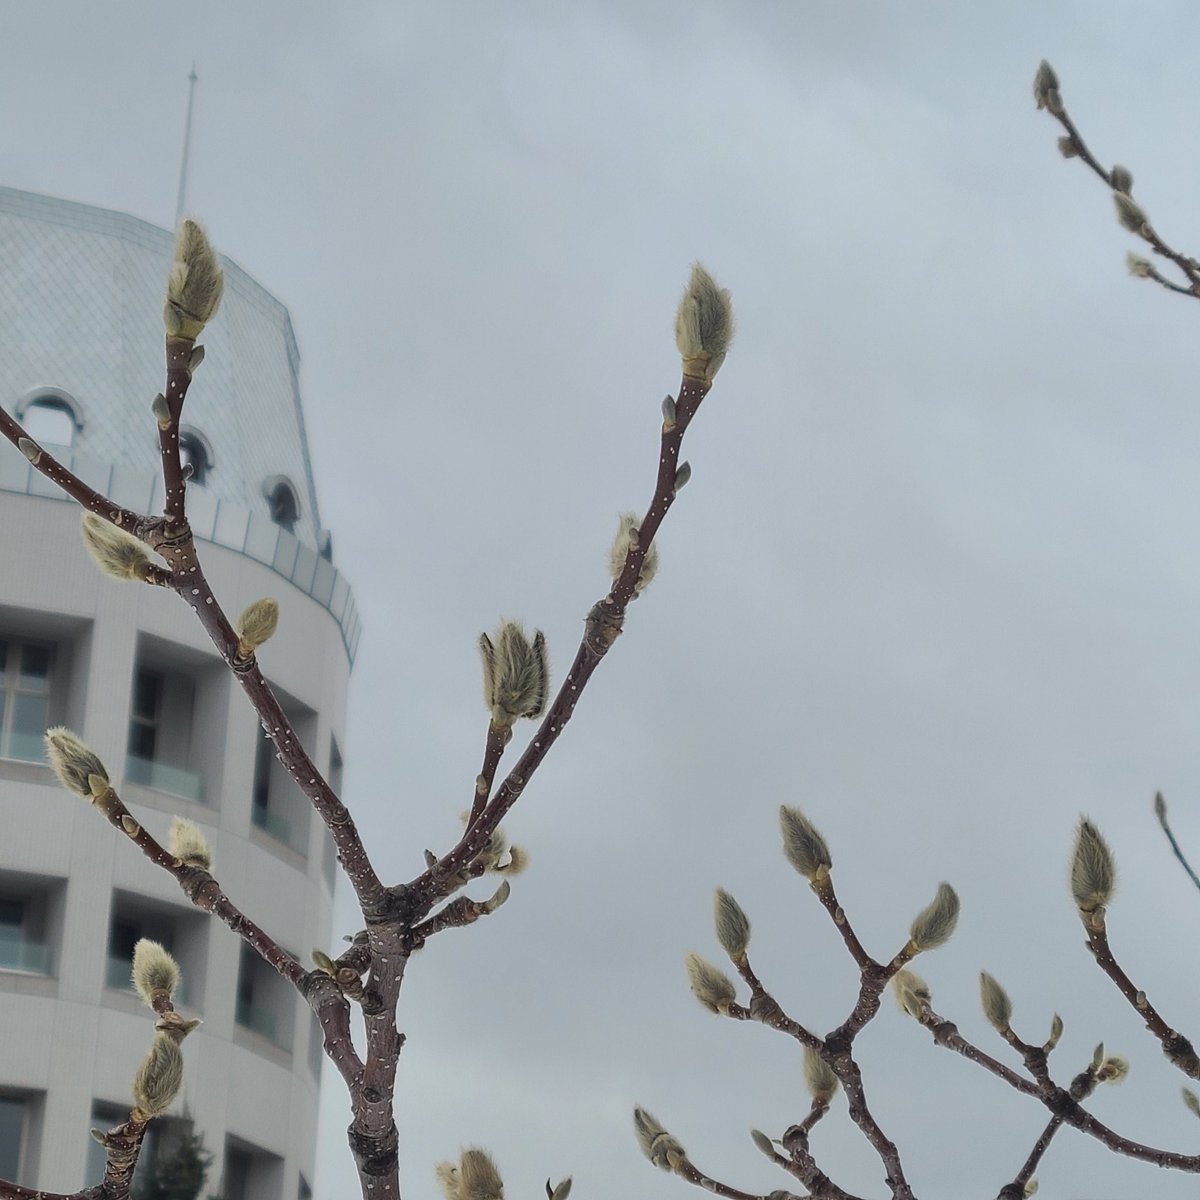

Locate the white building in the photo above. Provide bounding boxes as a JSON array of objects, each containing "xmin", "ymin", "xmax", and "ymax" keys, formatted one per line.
[{"xmin": 0, "ymin": 185, "xmax": 359, "ymax": 1198}]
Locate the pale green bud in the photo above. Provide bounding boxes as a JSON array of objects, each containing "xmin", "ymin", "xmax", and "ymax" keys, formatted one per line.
[
  {"xmin": 132, "ymin": 939, "xmax": 180, "ymax": 1008},
  {"xmin": 979, "ymin": 971, "xmax": 1012, "ymax": 1033},
  {"xmin": 909, "ymin": 883, "xmax": 959, "ymax": 953},
  {"xmin": 164, "ymin": 219, "xmax": 224, "ymax": 339},
  {"xmin": 18, "ymin": 437, "xmax": 40, "ymax": 464},
  {"xmin": 803, "ymin": 1046, "xmax": 839, "ymax": 1102},
  {"xmin": 1183, "ymin": 1087, "xmax": 1200, "ymax": 1120},
  {"xmin": 1071, "ymin": 818, "xmax": 1115, "ymax": 913},
  {"xmin": 1113, "ymin": 191, "xmax": 1150, "ymax": 237},
  {"xmin": 779, "ymin": 806, "xmax": 832, "ymax": 881},
  {"xmin": 131, "ymin": 1031, "xmax": 184, "ymax": 1117},
  {"xmin": 81, "ymin": 512, "xmax": 157, "ymax": 583},
  {"xmin": 610, "ymin": 514, "xmax": 658, "ymax": 596},
  {"xmin": 714, "ymin": 888, "xmax": 750, "ymax": 958},
  {"xmin": 168, "ymin": 816, "xmax": 212, "ymax": 869},
  {"xmin": 1032, "ymin": 60, "xmax": 1059, "ymax": 110},
  {"xmin": 633, "ymin": 1107, "xmax": 687, "ymax": 1172},
  {"xmin": 236, "ymin": 598, "xmax": 279, "ymax": 655},
  {"xmin": 685, "ymin": 952, "xmax": 737, "ymax": 1014},
  {"xmin": 892, "ymin": 967, "xmax": 931, "ymax": 1018},
  {"xmin": 1126, "ymin": 252, "xmax": 1154, "ymax": 278},
  {"xmin": 1109, "ymin": 164, "xmax": 1134, "ymax": 195}
]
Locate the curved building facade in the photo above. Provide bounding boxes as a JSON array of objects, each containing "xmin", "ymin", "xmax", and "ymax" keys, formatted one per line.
[{"xmin": 0, "ymin": 185, "xmax": 354, "ymax": 1198}]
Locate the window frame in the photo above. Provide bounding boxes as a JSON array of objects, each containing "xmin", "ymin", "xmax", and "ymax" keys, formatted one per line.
[{"xmin": 0, "ymin": 636, "xmax": 56, "ymax": 764}]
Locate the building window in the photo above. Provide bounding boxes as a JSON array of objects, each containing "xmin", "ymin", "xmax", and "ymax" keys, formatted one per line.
[
  {"xmin": 178, "ymin": 427, "xmax": 214, "ymax": 486},
  {"xmin": 105, "ymin": 894, "xmax": 205, "ymax": 1007},
  {"xmin": 222, "ymin": 1138, "xmax": 282, "ymax": 1200},
  {"xmin": 0, "ymin": 1095, "xmax": 28, "ymax": 1180},
  {"xmin": 299, "ymin": 1173, "xmax": 313, "ymax": 1200},
  {"xmin": 125, "ymin": 665, "xmax": 204, "ymax": 802},
  {"xmin": 263, "ymin": 477, "xmax": 300, "ymax": 533},
  {"xmin": 0, "ymin": 637, "xmax": 54, "ymax": 763},
  {"xmin": 236, "ymin": 944, "xmax": 294, "ymax": 1053},
  {"xmin": 15, "ymin": 389, "xmax": 83, "ymax": 449},
  {"xmin": 250, "ymin": 702, "xmax": 316, "ymax": 858},
  {"xmin": 0, "ymin": 876, "xmax": 59, "ymax": 976}
]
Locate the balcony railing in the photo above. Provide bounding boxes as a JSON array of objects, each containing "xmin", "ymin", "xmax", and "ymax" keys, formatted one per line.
[
  {"xmin": 0, "ymin": 729, "xmax": 49, "ymax": 764},
  {"xmin": 0, "ymin": 933, "xmax": 51, "ymax": 974},
  {"xmin": 251, "ymin": 801, "xmax": 291, "ymax": 845},
  {"xmin": 125, "ymin": 755, "xmax": 204, "ymax": 802},
  {"xmin": 106, "ymin": 953, "xmax": 191, "ymax": 1003}
]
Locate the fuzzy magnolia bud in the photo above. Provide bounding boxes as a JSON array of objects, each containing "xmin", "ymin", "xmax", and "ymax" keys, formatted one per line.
[
  {"xmin": 1109, "ymin": 164, "xmax": 1134, "ymax": 195},
  {"xmin": 803, "ymin": 1046, "xmax": 839, "ymax": 1103},
  {"xmin": 609, "ymin": 514, "xmax": 658, "ymax": 597},
  {"xmin": 1046, "ymin": 1013, "xmax": 1064, "ymax": 1051},
  {"xmin": 1113, "ymin": 191, "xmax": 1150, "ymax": 237},
  {"xmin": 1056, "ymin": 136, "xmax": 1079, "ymax": 159},
  {"xmin": 81, "ymin": 512, "xmax": 157, "ymax": 583},
  {"xmin": 1095, "ymin": 1055, "xmax": 1129, "ymax": 1085},
  {"xmin": 236, "ymin": 598, "xmax": 279, "ymax": 656},
  {"xmin": 685, "ymin": 952, "xmax": 737, "ymax": 1014},
  {"xmin": 633, "ymin": 1107, "xmax": 687, "ymax": 1172},
  {"xmin": 675, "ymin": 263, "xmax": 734, "ymax": 382},
  {"xmin": 1032, "ymin": 60, "xmax": 1060, "ymax": 112},
  {"xmin": 168, "ymin": 816, "xmax": 213, "ymax": 869},
  {"xmin": 1126, "ymin": 252, "xmax": 1154, "ymax": 279},
  {"xmin": 979, "ymin": 971, "xmax": 1012, "ymax": 1033},
  {"xmin": 714, "ymin": 888, "xmax": 750, "ymax": 958},
  {"xmin": 909, "ymin": 883, "xmax": 959, "ymax": 953},
  {"xmin": 44, "ymin": 727, "xmax": 109, "ymax": 798},
  {"xmin": 1183, "ymin": 1087, "xmax": 1200, "ymax": 1120},
  {"xmin": 892, "ymin": 968, "xmax": 931, "ymax": 1018},
  {"xmin": 132, "ymin": 939, "xmax": 180, "ymax": 1008},
  {"xmin": 479, "ymin": 621, "xmax": 550, "ymax": 727},
  {"xmin": 1071, "ymin": 818, "xmax": 1115, "ymax": 913},
  {"xmin": 164, "ymin": 219, "xmax": 224, "ymax": 339},
  {"xmin": 18, "ymin": 437, "xmax": 41, "ymax": 464},
  {"xmin": 750, "ymin": 1129, "xmax": 776, "ymax": 1159},
  {"xmin": 779, "ymin": 806, "xmax": 832, "ymax": 881},
  {"xmin": 436, "ymin": 1148, "xmax": 505, "ymax": 1200},
  {"xmin": 131, "ymin": 1031, "xmax": 184, "ymax": 1117}
]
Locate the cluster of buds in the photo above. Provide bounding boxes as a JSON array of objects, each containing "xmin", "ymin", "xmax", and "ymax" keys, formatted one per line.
[{"xmin": 479, "ymin": 621, "xmax": 550, "ymax": 729}]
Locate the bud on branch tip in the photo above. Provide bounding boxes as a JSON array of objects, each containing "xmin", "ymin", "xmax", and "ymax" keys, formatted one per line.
[
  {"xmin": 1071, "ymin": 817, "xmax": 1115, "ymax": 913},
  {"xmin": 779, "ymin": 805, "xmax": 832, "ymax": 881},
  {"xmin": 909, "ymin": 882, "xmax": 959, "ymax": 953},
  {"xmin": 685, "ymin": 952, "xmax": 737, "ymax": 1013},
  {"xmin": 479, "ymin": 621, "xmax": 550, "ymax": 727},
  {"xmin": 714, "ymin": 888, "xmax": 751, "ymax": 958},
  {"xmin": 164, "ymin": 219, "xmax": 224, "ymax": 340},
  {"xmin": 675, "ymin": 263, "xmax": 734, "ymax": 382},
  {"xmin": 132, "ymin": 939, "xmax": 180, "ymax": 1008},
  {"xmin": 45, "ymin": 727, "xmax": 109, "ymax": 798},
  {"xmin": 633, "ymin": 1107, "xmax": 687, "ymax": 1172}
]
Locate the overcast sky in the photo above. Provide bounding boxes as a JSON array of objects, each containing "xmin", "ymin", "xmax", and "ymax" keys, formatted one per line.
[{"xmin": 5, "ymin": 2, "xmax": 1200, "ymax": 1197}]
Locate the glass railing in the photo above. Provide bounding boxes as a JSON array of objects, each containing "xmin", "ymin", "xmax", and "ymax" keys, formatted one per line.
[
  {"xmin": 251, "ymin": 802, "xmax": 291, "ymax": 845},
  {"xmin": 125, "ymin": 756, "xmax": 204, "ymax": 802},
  {"xmin": 105, "ymin": 953, "xmax": 191, "ymax": 1003},
  {"xmin": 0, "ymin": 730, "xmax": 49, "ymax": 763},
  {"xmin": 236, "ymin": 997, "xmax": 280, "ymax": 1044},
  {"xmin": 0, "ymin": 934, "xmax": 51, "ymax": 974}
]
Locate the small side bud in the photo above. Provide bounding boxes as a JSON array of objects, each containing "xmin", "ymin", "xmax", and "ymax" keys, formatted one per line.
[
  {"xmin": 892, "ymin": 967, "xmax": 931, "ymax": 1018},
  {"xmin": 685, "ymin": 952, "xmax": 737, "ymax": 1014},
  {"xmin": 1046, "ymin": 1013, "xmax": 1064, "ymax": 1051},
  {"xmin": 661, "ymin": 395, "xmax": 677, "ymax": 430},
  {"xmin": 481, "ymin": 880, "xmax": 511, "ymax": 913},
  {"xmin": 237, "ymin": 598, "xmax": 279, "ymax": 656},
  {"xmin": 131, "ymin": 1031, "xmax": 184, "ymax": 1117},
  {"xmin": 1096, "ymin": 1055, "xmax": 1129, "ymax": 1084},
  {"xmin": 81, "ymin": 512, "xmax": 157, "ymax": 583},
  {"xmin": 979, "ymin": 971, "xmax": 1012, "ymax": 1033},
  {"xmin": 1024, "ymin": 1182, "xmax": 1038, "ymax": 1198},
  {"xmin": 164, "ymin": 219, "xmax": 224, "ymax": 339},
  {"xmin": 750, "ymin": 1129, "xmax": 777, "ymax": 1160},
  {"xmin": 18, "ymin": 437, "xmax": 41, "ymax": 464},
  {"xmin": 151, "ymin": 393, "xmax": 171, "ymax": 430},
  {"xmin": 1109, "ymin": 164, "xmax": 1134, "ymax": 195},
  {"xmin": 1033, "ymin": 60, "xmax": 1059, "ymax": 110},
  {"xmin": 1071, "ymin": 818, "xmax": 1115, "ymax": 913},
  {"xmin": 675, "ymin": 263, "xmax": 734, "ymax": 382},
  {"xmin": 1091, "ymin": 1042, "xmax": 1105, "ymax": 1070},
  {"xmin": 633, "ymin": 1107, "xmax": 687, "ymax": 1172},
  {"xmin": 909, "ymin": 883, "xmax": 959, "ymax": 953},
  {"xmin": 803, "ymin": 1046, "xmax": 839, "ymax": 1103},
  {"xmin": 132, "ymin": 939, "xmax": 180, "ymax": 1008},
  {"xmin": 120, "ymin": 814, "xmax": 141, "ymax": 837},
  {"xmin": 1056, "ymin": 136, "xmax": 1079, "ymax": 159},
  {"xmin": 547, "ymin": 1179, "xmax": 572, "ymax": 1200},
  {"xmin": 1183, "ymin": 1087, "xmax": 1200, "ymax": 1120},
  {"xmin": 168, "ymin": 816, "xmax": 213, "ymax": 869},
  {"xmin": 610, "ymin": 514, "xmax": 659, "ymax": 596},
  {"xmin": 779, "ymin": 806, "xmax": 832, "ymax": 881},
  {"xmin": 479, "ymin": 621, "xmax": 550, "ymax": 726},
  {"xmin": 714, "ymin": 888, "xmax": 751, "ymax": 959},
  {"xmin": 312, "ymin": 949, "xmax": 336, "ymax": 975},
  {"xmin": 44, "ymin": 727, "xmax": 109, "ymax": 798},
  {"xmin": 188, "ymin": 344, "xmax": 206, "ymax": 373}
]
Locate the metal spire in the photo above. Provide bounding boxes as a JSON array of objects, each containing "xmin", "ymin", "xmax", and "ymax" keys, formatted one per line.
[{"xmin": 174, "ymin": 65, "xmax": 199, "ymax": 229}]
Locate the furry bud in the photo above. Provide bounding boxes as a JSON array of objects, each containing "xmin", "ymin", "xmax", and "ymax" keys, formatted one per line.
[
  {"xmin": 164, "ymin": 219, "xmax": 224, "ymax": 339},
  {"xmin": 436, "ymin": 1149, "xmax": 505, "ymax": 1200},
  {"xmin": 81, "ymin": 512, "xmax": 157, "ymax": 583},
  {"xmin": 18, "ymin": 437, "xmax": 41, "ymax": 464},
  {"xmin": 479, "ymin": 621, "xmax": 550, "ymax": 726},
  {"xmin": 909, "ymin": 883, "xmax": 959, "ymax": 953},
  {"xmin": 237, "ymin": 598, "xmax": 279, "ymax": 656},
  {"xmin": 685, "ymin": 952, "xmax": 737, "ymax": 1014},
  {"xmin": 610, "ymin": 514, "xmax": 658, "ymax": 596},
  {"xmin": 1109, "ymin": 164, "xmax": 1134, "ymax": 195},
  {"xmin": 1126, "ymin": 252, "xmax": 1154, "ymax": 278},
  {"xmin": 1113, "ymin": 191, "xmax": 1150, "ymax": 237},
  {"xmin": 779, "ymin": 806, "xmax": 832, "ymax": 881},
  {"xmin": 1096, "ymin": 1055, "xmax": 1129, "ymax": 1084},
  {"xmin": 1056, "ymin": 136, "xmax": 1078, "ymax": 159},
  {"xmin": 892, "ymin": 968, "xmax": 931, "ymax": 1018},
  {"xmin": 675, "ymin": 263, "xmax": 734, "ymax": 382},
  {"xmin": 44, "ymin": 727, "xmax": 109, "ymax": 798},
  {"xmin": 803, "ymin": 1046, "xmax": 839, "ymax": 1102},
  {"xmin": 633, "ymin": 1107, "xmax": 687, "ymax": 1172},
  {"xmin": 1183, "ymin": 1087, "xmax": 1200, "ymax": 1120},
  {"xmin": 131, "ymin": 1031, "xmax": 184, "ymax": 1117},
  {"xmin": 132, "ymin": 939, "xmax": 180, "ymax": 1008},
  {"xmin": 714, "ymin": 888, "xmax": 751, "ymax": 958},
  {"xmin": 1046, "ymin": 1013, "xmax": 1064, "ymax": 1051},
  {"xmin": 1071, "ymin": 818, "xmax": 1115, "ymax": 913},
  {"xmin": 1032, "ymin": 60, "xmax": 1059, "ymax": 110},
  {"xmin": 979, "ymin": 971, "xmax": 1012, "ymax": 1033},
  {"xmin": 168, "ymin": 816, "xmax": 212, "ymax": 869}
]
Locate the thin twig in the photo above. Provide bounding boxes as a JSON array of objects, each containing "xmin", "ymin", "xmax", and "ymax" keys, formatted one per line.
[{"xmin": 1154, "ymin": 791, "xmax": 1200, "ymax": 896}]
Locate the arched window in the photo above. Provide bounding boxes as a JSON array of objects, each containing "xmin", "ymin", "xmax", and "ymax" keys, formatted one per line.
[
  {"xmin": 177, "ymin": 427, "xmax": 214, "ymax": 486},
  {"xmin": 15, "ymin": 389, "xmax": 83, "ymax": 449},
  {"xmin": 262, "ymin": 476, "xmax": 300, "ymax": 533}
]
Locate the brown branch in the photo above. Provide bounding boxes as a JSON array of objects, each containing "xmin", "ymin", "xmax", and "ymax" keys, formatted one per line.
[
  {"xmin": 158, "ymin": 336, "xmax": 195, "ymax": 528},
  {"xmin": 778, "ymin": 1107, "xmax": 868, "ymax": 1200},
  {"xmin": 1080, "ymin": 913, "xmax": 1200, "ymax": 1077},
  {"xmin": 673, "ymin": 1157, "xmax": 804, "ymax": 1200},
  {"xmin": 810, "ymin": 873, "xmax": 876, "ymax": 972},
  {"xmin": 1040, "ymin": 74, "xmax": 1200, "ymax": 297},
  {"xmin": 996, "ymin": 1115, "xmax": 1062, "ymax": 1200},
  {"xmin": 467, "ymin": 721, "xmax": 510, "ymax": 828},
  {"xmin": 415, "ymin": 373, "xmax": 711, "ymax": 911},
  {"xmin": 728, "ymin": 953, "xmax": 821, "ymax": 1049},
  {"xmin": 1155, "ymin": 791, "xmax": 1200, "ymax": 896}
]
